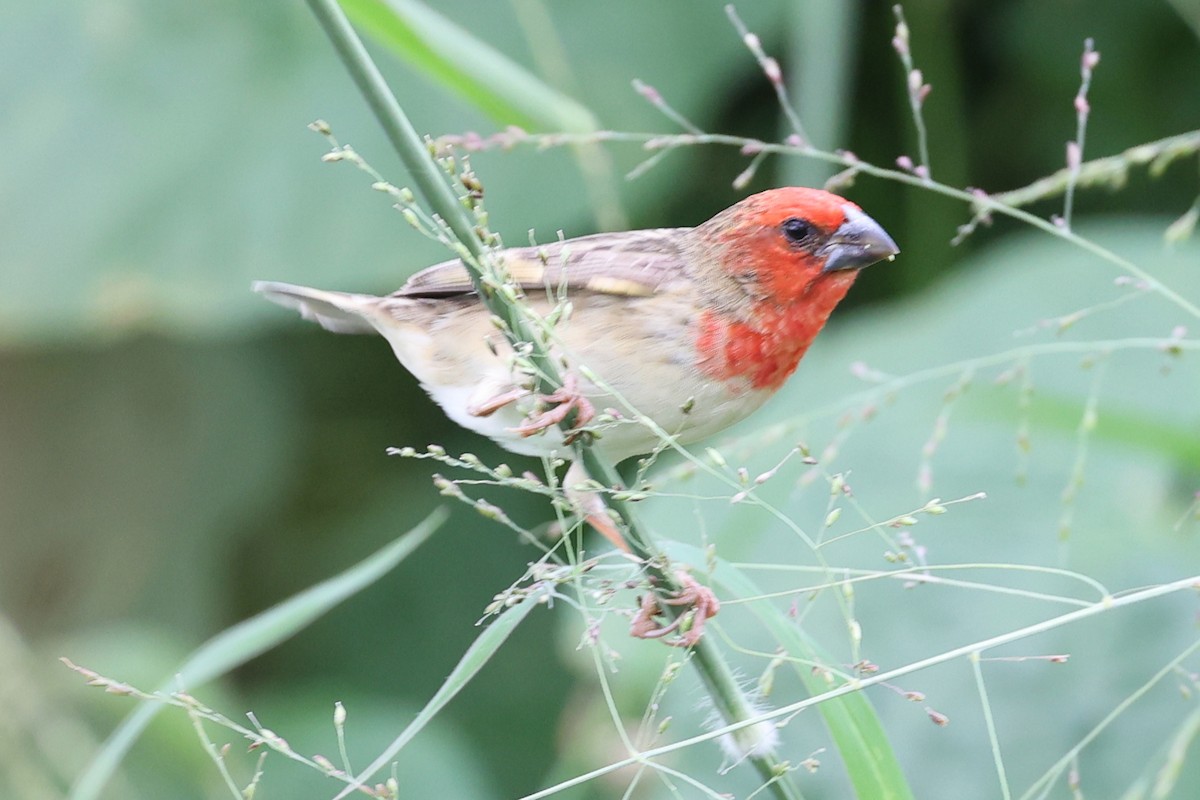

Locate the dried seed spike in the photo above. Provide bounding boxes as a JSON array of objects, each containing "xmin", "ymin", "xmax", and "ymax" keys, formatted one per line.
[{"xmin": 926, "ymin": 708, "xmax": 950, "ymax": 727}]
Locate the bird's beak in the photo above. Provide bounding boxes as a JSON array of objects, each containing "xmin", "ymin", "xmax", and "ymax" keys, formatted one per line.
[{"xmin": 821, "ymin": 206, "xmax": 900, "ymax": 272}]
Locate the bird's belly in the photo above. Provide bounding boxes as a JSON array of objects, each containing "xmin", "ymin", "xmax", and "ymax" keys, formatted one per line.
[
  {"xmin": 556, "ymin": 313, "xmax": 770, "ymax": 461},
  {"xmin": 417, "ymin": 366, "xmax": 763, "ymax": 462},
  {"xmin": 585, "ymin": 369, "xmax": 770, "ymax": 459},
  {"xmin": 376, "ymin": 292, "xmax": 771, "ymax": 462},
  {"xmin": 422, "ymin": 381, "xmax": 571, "ymax": 458}
]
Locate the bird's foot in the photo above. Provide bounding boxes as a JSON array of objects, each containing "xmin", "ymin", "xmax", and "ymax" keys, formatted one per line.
[
  {"xmin": 561, "ymin": 460, "xmax": 630, "ymax": 552},
  {"xmin": 467, "ymin": 387, "xmax": 531, "ymax": 418},
  {"xmin": 630, "ymin": 570, "xmax": 721, "ymax": 648},
  {"xmin": 510, "ymin": 374, "xmax": 595, "ymax": 442}
]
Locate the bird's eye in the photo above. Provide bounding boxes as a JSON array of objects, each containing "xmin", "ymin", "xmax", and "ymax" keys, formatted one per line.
[{"xmin": 781, "ymin": 217, "xmax": 813, "ymax": 244}]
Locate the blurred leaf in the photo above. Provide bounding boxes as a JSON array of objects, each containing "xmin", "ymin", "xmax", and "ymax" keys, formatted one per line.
[
  {"xmin": 340, "ymin": 0, "xmax": 598, "ymax": 133},
  {"xmin": 69, "ymin": 507, "xmax": 446, "ymax": 800},
  {"xmin": 972, "ymin": 390, "xmax": 1200, "ymax": 467},
  {"xmin": 335, "ymin": 595, "xmax": 539, "ymax": 798},
  {"xmin": 178, "ymin": 509, "xmax": 445, "ymax": 687},
  {"xmin": 1164, "ymin": 0, "xmax": 1200, "ymax": 42},
  {"xmin": 0, "ymin": 339, "xmax": 298, "ymax": 634},
  {"xmin": 248, "ymin": 687, "xmax": 494, "ymax": 798}
]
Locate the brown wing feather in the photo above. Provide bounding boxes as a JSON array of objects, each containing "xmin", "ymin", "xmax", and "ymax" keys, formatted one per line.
[{"xmin": 393, "ymin": 228, "xmax": 691, "ymax": 300}]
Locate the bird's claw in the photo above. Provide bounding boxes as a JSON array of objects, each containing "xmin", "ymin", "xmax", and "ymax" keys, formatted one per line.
[
  {"xmin": 510, "ymin": 374, "xmax": 595, "ymax": 441},
  {"xmin": 630, "ymin": 571, "xmax": 720, "ymax": 647},
  {"xmin": 467, "ymin": 387, "xmax": 531, "ymax": 418}
]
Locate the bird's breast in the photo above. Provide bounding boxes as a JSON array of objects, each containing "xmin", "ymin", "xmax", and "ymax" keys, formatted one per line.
[{"xmin": 693, "ymin": 274, "xmax": 856, "ymax": 391}]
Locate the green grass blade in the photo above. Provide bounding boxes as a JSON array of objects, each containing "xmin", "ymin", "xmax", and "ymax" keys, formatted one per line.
[
  {"xmin": 333, "ymin": 595, "xmax": 539, "ymax": 798},
  {"xmin": 340, "ymin": 0, "xmax": 599, "ymax": 133},
  {"xmin": 667, "ymin": 543, "xmax": 916, "ymax": 800},
  {"xmin": 69, "ymin": 507, "xmax": 447, "ymax": 800},
  {"xmin": 1118, "ymin": 705, "xmax": 1200, "ymax": 800}
]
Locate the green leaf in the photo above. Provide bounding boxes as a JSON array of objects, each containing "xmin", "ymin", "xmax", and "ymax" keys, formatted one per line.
[
  {"xmin": 667, "ymin": 543, "xmax": 915, "ymax": 800},
  {"xmin": 68, "ymin": 508, "xmax": 447, "ymax": 800},
  {"xmin": 333, "ymin": 595, "xmax": 539, "ymax": 798},
  {"xmin": 340, "ymin": 0, "xmax": 599, "ymax": 133}
]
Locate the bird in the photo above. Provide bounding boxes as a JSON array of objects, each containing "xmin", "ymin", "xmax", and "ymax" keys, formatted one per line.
[{"xmin": 255, "ymin": 186, "xmax": 897, "ymax": 643}]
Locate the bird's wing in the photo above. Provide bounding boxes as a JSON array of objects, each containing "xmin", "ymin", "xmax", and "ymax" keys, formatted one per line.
[{"xmin": 394, "ymin": 228, "xmax": 691, "ymax": 300}]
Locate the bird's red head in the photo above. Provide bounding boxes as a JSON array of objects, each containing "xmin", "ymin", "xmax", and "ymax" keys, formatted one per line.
[
  {"xmin": 698, "ymin": 187, "xmax": 896, "ymax": 306},
  {"xmin": 693, "ymin": 187, "xmax": 897, "ymax": 390}
]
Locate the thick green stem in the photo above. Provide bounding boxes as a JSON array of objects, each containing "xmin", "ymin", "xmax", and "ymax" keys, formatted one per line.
[
  {"xmin": 304, "ymin": 0, "xmax": 550, "ymax": 383},
  {"xmin": 305, "ymin": 1, "xmax": 802, "ymax": 796}
]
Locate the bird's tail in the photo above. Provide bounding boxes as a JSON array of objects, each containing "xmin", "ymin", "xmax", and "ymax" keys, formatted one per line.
[{"xmin": 252, "ymin": 281, "xmax": 379, "ymax": 334}]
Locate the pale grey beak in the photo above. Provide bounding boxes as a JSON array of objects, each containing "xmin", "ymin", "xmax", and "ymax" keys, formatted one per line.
[{"xmin": 822, "ymin": 206, "xmax": 900, "ymax": 272}]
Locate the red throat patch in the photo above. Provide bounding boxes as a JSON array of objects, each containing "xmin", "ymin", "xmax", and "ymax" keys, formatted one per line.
[{"xmin": 694, "ymin": 273, "xmax": 857, "ymax": 391}]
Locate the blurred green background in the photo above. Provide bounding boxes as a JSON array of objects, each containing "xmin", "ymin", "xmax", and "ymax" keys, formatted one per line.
[{"xmin": 3, "ymin": 1, "xmax": 1199, "ymax": 798}]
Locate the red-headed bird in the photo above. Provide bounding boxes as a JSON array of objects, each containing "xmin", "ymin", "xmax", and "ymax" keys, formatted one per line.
[{"xmin": 255, "ymin": 187, "xmax": 896, "ymax": 638}]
